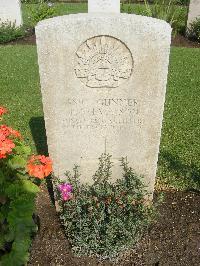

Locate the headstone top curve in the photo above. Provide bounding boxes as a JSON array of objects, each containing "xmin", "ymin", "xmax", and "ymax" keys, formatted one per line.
[{"xmin": 36, "ymin": 13, "xmax": 172, "ymax": 34}]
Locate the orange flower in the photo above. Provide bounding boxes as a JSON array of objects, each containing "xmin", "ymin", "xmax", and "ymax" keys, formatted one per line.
[
  {"xmin": 10, "ymin": 129, "xmax": 21, "ymax": 139},
  {"xmin": 27, "ymin": 155, "xmax": 53, "ymax": 179},
  {"xmin": 0, "ymin": 137, "xmax": 15, "ymax": 159},
  {"xmin": 0, "ymin": 132, "xmax": 6, "ymax": 142},
  {"xmin": 28, "ymin": 164, "xmax": 46, "ymax": 179},
  {"xmin": 0, "ymin": 106, "xmax": 7, "ymax": 116},
  {"xmin": 0, "ymin": 125, "xmax": 22, "ymax": 139}
]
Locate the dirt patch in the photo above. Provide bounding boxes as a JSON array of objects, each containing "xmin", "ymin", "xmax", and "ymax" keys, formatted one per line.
[
  {"xmin": 28, "ymin": 185, "xmax": 200, "ymax": 266},
  {"xmin": 2, "ymin": 33, "xmax": 200, "ymax": 48},
  {"xmin": 171, "ymin": 34, "xmax": 200, "ymax": 48},
  {"xmin": 3, "ymin": 34, "xmax": 36, "ymax": 46}
]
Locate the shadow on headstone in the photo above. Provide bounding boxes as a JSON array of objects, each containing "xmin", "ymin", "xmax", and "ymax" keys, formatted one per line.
[
  {"xmin": 159, "ymin": 150, "xmax": 200, "ymax": 191},
  {"xmin": 29, "ymin": 116, "xmax": 55, "ymax": 204}
]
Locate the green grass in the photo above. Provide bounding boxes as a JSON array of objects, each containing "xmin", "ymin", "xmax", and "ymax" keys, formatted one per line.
[
  {"xmin": 158, "ymin": 48, "xmax": 200, "ymax": 190},
  {"xmin": 21, "ymin": 3, "xmax": 187, "ymax": 33},
  {"xmin": 0, "ymin": 45, "xmax": 200, "ymax": 191},
  {"xmin": 22, "ymin": 3, "xmax": 87, "ymax": 27},
  {"xmin": 0, "ymin": 46, "xmax": 43, "ymax": 153}
]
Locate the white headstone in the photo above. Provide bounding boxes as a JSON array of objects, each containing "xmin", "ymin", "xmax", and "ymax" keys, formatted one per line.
[
  {"xmin": 36, "ymin": 10, "xmax": 171, "ymax": 197},
  {"xmin": 88, "ymin": 0, "xmax": 120, "ymax": 13},
  {"xmin": 187, "ymin": 0, "xmax": 200, "ymax": 28},
  {"xmin": 0, "ymin": 0, "xmax": 23, "ymax": 27}
]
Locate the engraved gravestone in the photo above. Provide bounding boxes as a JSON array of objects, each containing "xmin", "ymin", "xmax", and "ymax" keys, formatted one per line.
[
  {"xmin": 0, "ymin": 0, "xmax": 23, "ymax": 27},
  {"xmin": 36, "ymin": 1, "xmax": 171, "ymax": 197},
  {"xmin": 187, "ymin": 0, "xmax": 200, "ymax": 29},
  {"xmin": 88, "ymin": 0, "xmax": 120, "ymax": 13}
]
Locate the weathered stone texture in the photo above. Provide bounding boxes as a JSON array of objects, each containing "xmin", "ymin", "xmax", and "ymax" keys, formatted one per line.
[
  {"xmin": 88, "ymin": 0, "xmax": 120, "ymax": 13},
  {"xmin": 36, "ymin": 14, "xmax": 171, "ymax": 195},
  {"xmin": 187, "ymin": 0, "xmax": 200, "ymax": 28},
  {"xmin": 0, "ymin": 0, "xmax": 23, "ymax": 27}
]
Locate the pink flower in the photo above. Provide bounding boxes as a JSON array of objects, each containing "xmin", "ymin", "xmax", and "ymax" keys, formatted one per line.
[
  {"xmin": 58, "ymin": 183, "xmax": 73, "ymax": 201},
  {"xmin": 62, "ymin": 192, "xmax": 72, "ymax": 201},
  {"xmin": 58, "ymin": 183, "xmax": 73, "ymax": 193}
]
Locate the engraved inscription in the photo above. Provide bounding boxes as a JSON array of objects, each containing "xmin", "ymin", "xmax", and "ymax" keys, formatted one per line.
[
  {"xmin": 75, "ymin": 36, "xmax": 133, "ymax": 88},
  {"xmin": 63, "ymin": 98, "xmax": 142, "ymax": 130}
]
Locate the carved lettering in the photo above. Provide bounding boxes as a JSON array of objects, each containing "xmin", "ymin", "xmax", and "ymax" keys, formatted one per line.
[{"xmin": 64, "ymin": 98, "xmax": 141, "ymax": 130}]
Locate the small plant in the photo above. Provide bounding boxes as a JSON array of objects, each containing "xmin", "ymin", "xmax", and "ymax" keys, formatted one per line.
[
  {"xmin": 143, "ymin": 0, "xmax": 181, "ymax": 32},
  {"xmin": 175, "ymin": 0, "xmax": 189, "ymax": 5},
  {"xmin": 121, "ymin": 1, "xmax": 134, "ymax": 14},
  {"xmin": 28, "ymin": 1, "xmax": 56, "ymax": 27},
  {"xmin": 0, "ymin": 106, "xmax": 52, "ymax": 265},
  {"xmin": 0, "ymin": 21, "xmax": 26, "ymax": 44},
  {"xmin": 22, "ymin": 0, "xmax": 48, "ymax": 3},
  {"xmin": 22, "ymin": 0, "xmax": 56, "ymax": 2},
  {"xmin": 56, "ymin": 154, "xmax": 157, "ymax": 260},
  {"xmin": 188, "ymin": 18, "xmax": 200, "ymax": 42}
]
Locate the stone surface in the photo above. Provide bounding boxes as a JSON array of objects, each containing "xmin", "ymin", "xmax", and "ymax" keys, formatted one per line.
[
  {"xmin": 88, "ymin": 0, "xmax": 120, "ymax": 13},
  {"xmin": 187, "ymin": 0, "xmax": 200, "ymax": 28},
  {"xmin": 0, "ymin": 0, "xmax": 23, "ymax": 27},
  {"xmin": 36, "ymin": 14, "xmax": 171, "ymax": 195}
]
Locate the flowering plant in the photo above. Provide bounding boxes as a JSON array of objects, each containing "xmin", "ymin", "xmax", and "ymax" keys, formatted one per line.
[
  {"xmin": 0, "ymin": 106, "xmax": 52, "ymax": 265},
  {"xmin": 58, "ymin": 183, "xmax": 73, "ymax": 201},
  {"xmin": 56, "ymin": 154, "xmax": 157, "ymax": 260}
]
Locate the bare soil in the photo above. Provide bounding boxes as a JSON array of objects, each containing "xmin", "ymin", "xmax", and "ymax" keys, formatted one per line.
[
  {"xmin": 171, "ymin": 34, "xmax": 200, "ymax": 48},
  {"xmin": 28, "ymin": 185, "xmax": 200, "ymax": 266}
]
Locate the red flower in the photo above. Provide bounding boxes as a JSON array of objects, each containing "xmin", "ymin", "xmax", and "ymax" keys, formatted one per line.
[
  {"xmin": 27, "ymin": 155, "xmax": 53, "ymax": 179},
  {"xmin": 0, "ymin": 106, "xmax": 7, "ymax": 117},
  {"xmin": 0, "ymin": 125, "xmax": 22, "ymax": 139},
  {"xmin": 0, "ymin": 137, "xmax": 15, "ymax": 159}
]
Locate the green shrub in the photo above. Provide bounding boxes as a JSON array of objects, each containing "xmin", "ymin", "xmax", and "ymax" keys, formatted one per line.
[
  {"xmin": 0, "ymin": 21, "xmax": 26, "ymax": 44},
  {"xmin": 174, "ymin": 0, "xmax": 189, "ymax": 5},
  {"xmin": 144, "ymin": 0, "xmax": 178, "ymax": 26},
  {"xmin": 0, "ymin": 107, "xmax": 52, "ymax": 265},
  {"xmin": 188, "ymin": 18, "xmax": 200, "ymax": 42},
  {"xmin": 21, "ymin": 0, "xmax": 39, "ymax": 3},
  {"xmin": 21, "ymin": 0, "xmax": 50, "ymax": 3},
  {"xmin": 143, "ymin": 0, "xmax": 186, "ymax": 34},
  {"xmin": 56, "ymin": 154, "xmax": 157, "ymax": 260},
  {"xmin": 28, "ymin": 2, "xmax": 56, "ymax": 26},
  {"xmin": 121, "ymin": 1, "xmax": 186, "ymax": 34}
]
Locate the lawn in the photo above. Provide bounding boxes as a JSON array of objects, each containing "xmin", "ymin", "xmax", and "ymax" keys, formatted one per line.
[
  {"xmin": 158, "ymin": 48, "xmax": 200, "ymax": 190},
  {"xmin": 0, "ymin": 45, "xmax": 199, "ymax": 191}
]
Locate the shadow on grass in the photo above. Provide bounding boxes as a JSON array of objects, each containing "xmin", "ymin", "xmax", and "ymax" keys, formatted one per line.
[
  {"xmin": 29, "ymin": 116, "xmax": 55, "ymax": 204},
  {"xmin": 159, "ymin": 150, "xmax": 200, "ymax": 190}
]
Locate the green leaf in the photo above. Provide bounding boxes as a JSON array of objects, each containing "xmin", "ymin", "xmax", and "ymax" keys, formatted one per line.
[
  {"xmin": 21, "ymin": 180, "xmax": 40, "ymax": 194},
  {"xmin": 4, "ymin": 230, "xmax": 15, "ymax": 243},
  {"xmin": 0, "ymin": 169, "xmax": 5, "ymax": 184},
  {"xmin": 0, "ymin": 235, "xmax": 31, "ymax": 266},
  {"xmin": 0, "ymin": 233, "xmax": 6, "ymax": 250},
  {"xmin": 14, "ymin": 144, "xmax": 31, "ymax": 157},
  {"xmin": 8, "ymin": 156, "xmax": 27, "ymax": 170}
]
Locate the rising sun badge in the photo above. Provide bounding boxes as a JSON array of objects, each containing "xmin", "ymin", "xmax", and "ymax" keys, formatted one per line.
[{"xmin": 75, "ymin": 35, "xmax": 133, "ymax": 88}]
